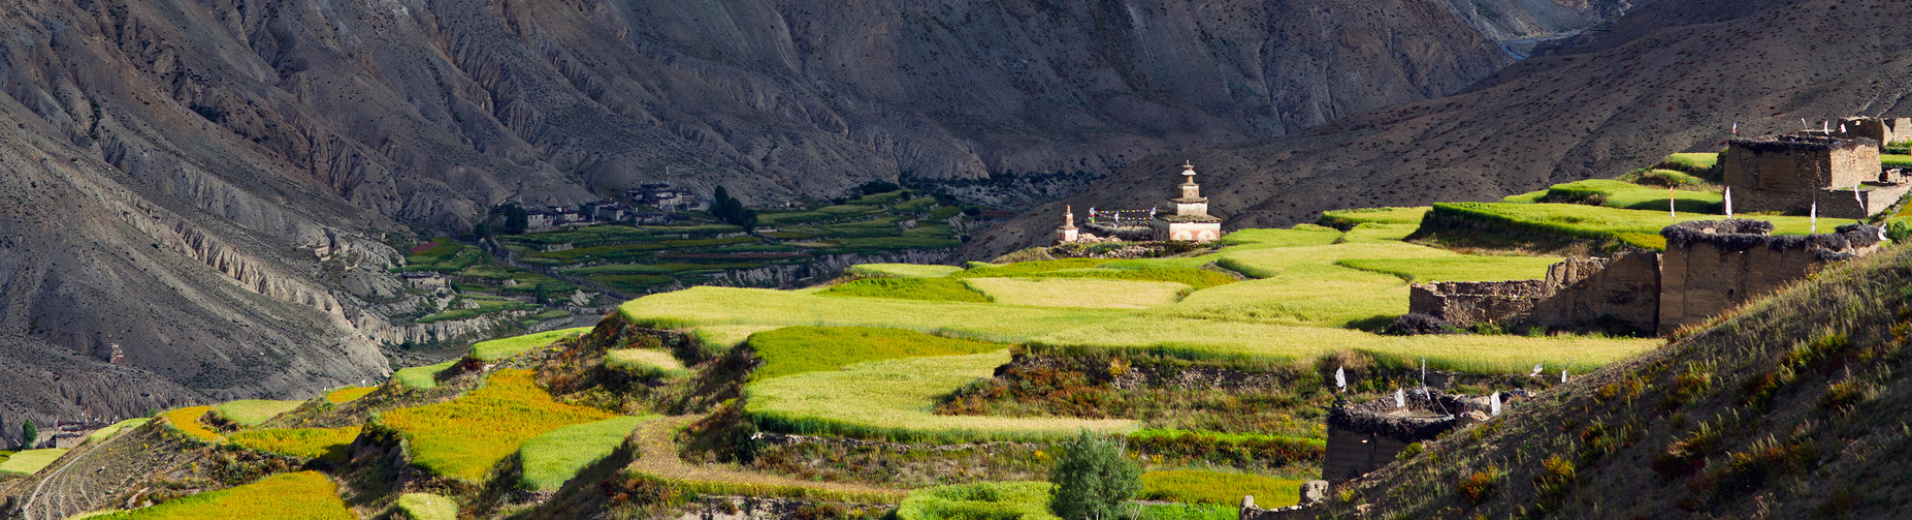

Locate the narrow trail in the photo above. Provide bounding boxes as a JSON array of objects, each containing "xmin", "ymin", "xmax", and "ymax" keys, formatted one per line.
[{"xmin": 626, "ymin": 416, "xmax": 906, "ymax": 500}]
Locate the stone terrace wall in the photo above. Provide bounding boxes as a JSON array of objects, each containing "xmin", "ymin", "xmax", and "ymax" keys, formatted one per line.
[
  {"xmin": 1410, "ymin": 253, "xmax": 1662, "ymax": 333},
  {"xmin": 1657, "ymin": 220, "xmax": 1882, "ymax": 334},
  {"xmin": 1722, "ymin": 135, "xmax": 1881, "ymax": 216},
  {"xmin": 1838, "ymin": 117, "xmax": 1912, "ymax": 144}
]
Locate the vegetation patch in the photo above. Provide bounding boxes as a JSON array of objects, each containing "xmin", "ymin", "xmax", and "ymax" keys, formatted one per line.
[
  {"xmin": 520, "ymin": 415, "xmax": 653, "ymax": 491},
  {"xmin": 161, "ymin": 406, "xmax": 223, "ymax": 443},
  {"xmin": 84, "ymin": 418, "xmax": 149, "ymax": 444},
  {"xmin": 393, "ymin": 493, "xmax": 458, "ymax": 520},
  {"xmin": 819, "ymin": 277, "xmax": 993, "ymax": 303},
  {"xmin": 955, "ymin": 259, "xmax": 1108, "ymax": 278},
  {"xmin": 395, "ymin": 359, "xmax": 458, "ymax": 389},
  {"xmin": 749, "ymin": 326, "xmax": 1007, "ymax": 381},
  {"xmin": 1218, "ymin": 225, "xmax": 1343, "ymax": 247},
  {"xmin": 1216, "ymin": 242, "xmax": 1455, "ymax": 279},
  {"xmin": 848, "ymin": 263, "xmax": 965, "ymax": 278},
  {"xmin": 1318, "ymin": 207, "xmax": 1430, "ymax": 228},
  {"xmin": 605, "ymin": 349, "xmax": 689, "ymax": 376},
  {"xmin": 963, "ymin": 278, "xmax": 1190, "ymax": 309},
  {"xmin": 1336, "ymin": 255, "xmax": 1561, "ymax": 283},
  {"xmin": 748, "ymin": 351, "xmax": 1135, "ymax": 442},
  {"xmin": 381, "ymin": 369, "xmax": 617, "ymax": 482},
  {"xmin": 1159, "ymin": 263, "xmax": 1405, "ymax": 328},
  {"xmin": 1530, "ymin": 179, "xmax": 1723, "ymax": 212},
  {"xmin": 1015, "ymin": 267, "xmax": 1236, "ymax": 290},
  {"xmin": 1428, "ymin": 202, "xmax": 1821, "ymax": 250},
  {"xmin": 214, "ymin": 400, "xmax": 304, "ymax": 427},
  {"xmin": 1139, "ymin": 469, "xmax": 1302, "ymax": 507},
  {"xmin": 324, "ymin": 386, "xmax": 376, "ymax": 404},
  {"xmin": 896, "ymin": 481, "xmax": 1060, "ymax": 520},
  {"xmin": 470, "ymin": 327, "xmax": 593, "ymax": 361},
  {"xmin": 1337, "ymin": 223, "xmax": 1419, "ymax": 243},
  {"xmin": 90, "ymin": 471, "xmax": 353, "ymax": 520},
  {"xmin": 621, "ymin": 287, "xmax": 1131, "ymax": 346},
  {"xmin": 229, "ymin": 427, "xmax": 362, "ymax": 462},
  {"xmin": 0, "ymin": 448, "xmax": 66, "ymax": 476}
]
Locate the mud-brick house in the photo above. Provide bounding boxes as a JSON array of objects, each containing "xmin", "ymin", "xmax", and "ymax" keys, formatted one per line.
[{"xmin": 1721, "ymin": 134, "xmax": 1908, "ymax": 218}]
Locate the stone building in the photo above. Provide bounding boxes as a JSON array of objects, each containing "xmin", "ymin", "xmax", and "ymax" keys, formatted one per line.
[
  {"xmin": 1834, "ymin": 117, "xmax": 1912, "ymax": 145},
  {"xmin": 1147, "ymin": 162, "xmax": 1222, "ymax": 242},
  {"xmin": 1720, "ymin": 134, "xmax": 1906, "ymax": 218},
  {"xmin": 1054, "ymin": 205, "xmax": 1079, "ymax": 244},
  {"xmin": 1324, "ymin": 390, "xmax": 1490, "ymax": 483},
  {"xmin": 1408, "ymin": 220, "xmax": 1883, "ymax": 335}
]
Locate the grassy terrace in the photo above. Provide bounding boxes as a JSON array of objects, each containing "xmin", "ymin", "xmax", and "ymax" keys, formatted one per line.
[
  {"xmin": 91, "ymin": 471, "xmax": 354, "ymax": 520},
  {"xmin": 1430, "ymin": 202, "xmax": 1822, "ymax": 249}
]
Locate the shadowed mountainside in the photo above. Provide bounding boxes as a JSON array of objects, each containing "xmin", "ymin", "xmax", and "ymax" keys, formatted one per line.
[
  {"xmin": 0, "ymin": 0, "xmax": 1519, "ymax": 442},
  {"xmin": 968, "ymin": 0, "xmax": 1912, "ymax": 257}
]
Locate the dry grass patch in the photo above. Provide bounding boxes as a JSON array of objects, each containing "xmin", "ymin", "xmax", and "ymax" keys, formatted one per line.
[
  {"xmin": 605, "ymin": 349, "xmax": 688, "ymax": 375},
  {"xmin": 83, "ymin": 418, "xmax": 148, "ymax": 444},
  {"xmin": 381, "ymin": 369, "xmax": 617, "ymax": 482},
  {"xmin": 963, "ymin": 277, "xmax": 1190, "ymax": 309}
]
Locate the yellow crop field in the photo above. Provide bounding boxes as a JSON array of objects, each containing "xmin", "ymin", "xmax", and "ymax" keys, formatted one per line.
[
  {"xmin": 89, "ymin": 471, "xmax": 353, "ymax": 520},
  {"xmin": 229, "ymin": 427, "xmax": 362, "ymax": 461},
  {"xmin": 394, "ymin": 493, "xmax": 457, "ymax": 520},
  {"xmin": 1141, "ymin": 469, "xmax": 1303, "ymax": 506},
  {"xmin": 961, "ymin": 277, "xmax": 1190, "ymax": 308},
  {"xmin": 380, "ymin": 369, "xmax": 616, "ymax": 482},
  {"xmin": 161, "ymin": 406, "xmax": 222, "ymax": 443},
  {"xmin": 83, "ymin": 418, "xmax": 148, "ymax": 444},
  {"xmin": 746, "ymin": 351, "xmax": 1135, "ymax": 441},
  {"xmin": 621, "ymin": 287, "xmax": 1129, "ymax": 345},
  {"xmin": 323, "ymin": 386, "xmax": 376, "ymax": 404},
  {"xmin": 847, "ymin": 263, "xmax": 965, "ymax": 278}
]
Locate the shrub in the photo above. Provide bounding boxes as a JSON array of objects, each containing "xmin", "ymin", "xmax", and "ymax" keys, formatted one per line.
[
  {"xmin": 1050, "ymin": 430, "xmax": 1142, "ymax": 520},
  {"xmin": 1651, "ymin": 423, "xmax": 1721, "ymax": 478},
  {"xmin": 1457, "ymin": 467, "xmax": 1500, "ymax": 505},
  {"xmin": 1532, "ymin": 455, "xmax": 1576, "ymax": 510}
]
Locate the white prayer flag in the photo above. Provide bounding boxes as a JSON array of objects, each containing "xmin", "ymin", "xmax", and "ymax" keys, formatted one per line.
[
  {"xmin": 1395, "ymin": 388, "xmax": 1406, "ymax": 409},
  {"xmin": 1490, "ymin": 392, "xmax": 1502, "ymax": 416},
  {"xmin": 1420, "ymin": 357, "xmax": 1428, "ymax": 394},
  {"xmin": 1856, "ymin": 183, "xmax": 1864, "ymax": 206},
  {"xmin": 1811, "ymin": 201, "xmax": 1818, "ymax": 234},
  {"xmin": 1561, "ymin": 369, "xmax": 1568, "ymax": 383},
  {"xmin": 1530, "ymin": 363, "xmax": 1544, "ymax": 377},
  {"xmin": 1335, "ymin": 366, "xmax": 1346, "ymax": 391},
  {"xmin": 1669, "ymin": 187, "xmax": 1677, "ymax": 218},
  {"xmin": 1803, "ymin": 118, "xmax": 1810, "ymax": 129},
  {"xmin": 1724, "ymin": 187, "xmax": 1733, "ymax": 218},
  {"xmin": 1732, "ymin": 122, "xmax": 1738, "ymax": 135},
  {"xmin": 1841, "ymin": 124, "xmax": 1847, "ymax": 134},
  {"xmin": 1824, "ymin": 121, "xmax": 1830, "ymax": 133}
]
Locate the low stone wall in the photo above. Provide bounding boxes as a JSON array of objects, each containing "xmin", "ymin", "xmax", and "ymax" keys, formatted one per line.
[
  {"xmin": 1322, "ymin": 391, "xmax": 1482, "ymax": 483},
  {"xmin": 1408, "ymin": 280, "xmax": 1551, "ymax": 327},
  {"xmin": 1409, "ymin": 253, "xmax": 1660, "ymax": 334}
]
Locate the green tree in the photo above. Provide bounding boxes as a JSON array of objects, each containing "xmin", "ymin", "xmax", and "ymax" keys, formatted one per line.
[
  {"xmin": 21, "ymin": 418, "xmax": 36, "ymax": 449},
  {"xmin": 500, "ymin": 204, "xmax": 529, "ymax": 235},
  {"xmin": 1049, "ymin": 429, "xmax": 1141, "ymax": 520}
]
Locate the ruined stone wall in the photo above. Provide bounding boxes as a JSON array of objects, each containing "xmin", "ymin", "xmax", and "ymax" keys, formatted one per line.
[
  {"xmin": 1408, "ymin": 279, "xmax": 1552, "ymax": 326},
  {"xmin": 1722, "ymin": 136, "xmax": 1882, "ymax": 214},
  {"xmin": 1322, "ymin": 392, "xmax": 1477, "ymax": 483},
  {"xmin": 1657, "ymin": 221, "xmax": 1882, "ymax": 334},
  {"xmin": 1838, "ymin": 117, "xmax": 1912, "ymax": 144},
  {"xmin": 1526, "ymin": 252, "xmax": 1661, "ymax": 333}
]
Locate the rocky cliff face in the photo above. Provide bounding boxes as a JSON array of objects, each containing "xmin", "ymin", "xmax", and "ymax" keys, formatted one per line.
[{"xmin": 968, "ymin": 0, "xmax": 1912, "ymax": 257}]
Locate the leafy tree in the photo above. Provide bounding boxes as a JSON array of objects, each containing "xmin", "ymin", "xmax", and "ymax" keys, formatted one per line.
[
  {"xmin": 741, "ymin": 209, "xmax": 759, "ymax": 229},
  {"xmin": 21, "ymin": 418, "xmax": 36, "ymax": 449},
  {"xmin": 500, "ymin": 204, "xmax": 529, "ymax": 235},
  {"xmin": 1049, "ymin": 429, "xmax": 1141, "ymax": 520}
]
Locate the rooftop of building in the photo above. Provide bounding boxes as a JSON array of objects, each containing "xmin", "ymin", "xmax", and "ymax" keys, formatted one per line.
[{"xmin": 1728, "ymin": 133, "xmax": 1879, "ymax": 153}]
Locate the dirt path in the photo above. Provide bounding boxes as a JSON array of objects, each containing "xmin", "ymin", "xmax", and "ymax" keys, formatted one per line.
[{"xmin": 626, "ymin": 416, "xmax": 906, "ymax": 500}]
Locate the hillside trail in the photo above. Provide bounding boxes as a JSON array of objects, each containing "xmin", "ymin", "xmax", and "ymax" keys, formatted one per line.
[
  {"xmin": 627, "ymin": 416, "xmax": 905, "ymax": 499},
  {"xmin": 13, "ymin": 423, "xmax": 173, "ymax": 520}
]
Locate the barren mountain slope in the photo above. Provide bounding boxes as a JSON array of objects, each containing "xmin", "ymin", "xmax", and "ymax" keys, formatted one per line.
[
  {"xmin": 0, "ymin": 0, "xmax": 1514, "ymax": 439},
  {"xmin": 1302, "ymin": 238, "xmax": 1912, "ymax": 518},
  {"xmin": 967, "ymin": 0, "xmax": 1912, "ymax": 257}
]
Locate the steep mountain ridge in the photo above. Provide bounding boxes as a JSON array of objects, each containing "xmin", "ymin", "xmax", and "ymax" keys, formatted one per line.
[{"xmin": 966, "ymin": 0, "xmax": 1912, "ymax": 257}]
